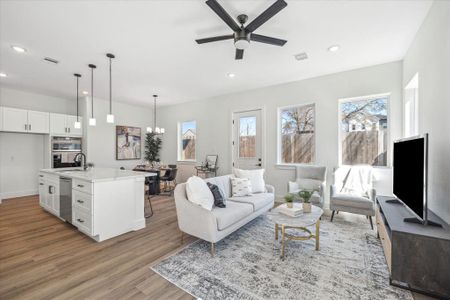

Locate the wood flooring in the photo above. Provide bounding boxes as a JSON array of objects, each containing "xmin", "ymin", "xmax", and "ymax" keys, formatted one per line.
[{"xmin": 0, "ymin": 195, "xmax": 195, "ymax": 300}]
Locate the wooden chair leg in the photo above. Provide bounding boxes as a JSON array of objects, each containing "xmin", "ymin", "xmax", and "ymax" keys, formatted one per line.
[
  {"xmin": 330, "ymin": 210, "xmax": 335, "ymax": 222},
  {"xmin": 145, "ymin": 194, "xmax": 153, "ymax": 218}
]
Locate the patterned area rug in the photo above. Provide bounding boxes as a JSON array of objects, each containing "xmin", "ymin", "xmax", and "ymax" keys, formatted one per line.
[{"xmin": 151, "ymin": 214, "xmax": 412, "ymax": 300}]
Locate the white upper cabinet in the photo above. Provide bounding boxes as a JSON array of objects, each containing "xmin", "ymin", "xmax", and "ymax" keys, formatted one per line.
[
  {"xmin": 50, "ymin": 113, "xmax": 82, "ymax": 137},
  {"xmin": 2, "ymin": 107, "xmax": 29, "ymax": 132},
  {"xmin": 28, "ymin": 110, "xmax": 50, "ymax": 133},
  {"xmin": 66, "ymin": 115, "xmax": 82, "ymax": 136},
  {"xmin": 50, "ymin": 113, "xmax": 67, "ymax": 136}
]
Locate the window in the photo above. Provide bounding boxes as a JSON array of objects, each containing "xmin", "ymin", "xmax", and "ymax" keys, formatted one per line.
[
  {"xmin": 404, "ymin": 73, "xmax": 419, "ymax": 137},
  {"xmin": 339, "ymin": 95, "xmax": 389, "ymax": 167},
  {"xmin": 278, "ymin": 103, "xmax": 315, "ymax": 164},
  {"xmin": 178, "ymin": 120, "xmax": 196, "ymax": 161},
  {"xmin": 239, "ymin": 116, "xmax": 256, "ymax": 158}
]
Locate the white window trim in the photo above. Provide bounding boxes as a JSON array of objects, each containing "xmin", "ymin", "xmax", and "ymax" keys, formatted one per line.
[
  {"xmin": 337, "ymin": 93, "xmax": 391, "ymax": 168},
  {"xmin": 177, "ymin": 120, "xmax": 197, "ymax": 162},
  {"xmin": 276, "ymin": 102, "xmax": 316, "ymax": 166}
]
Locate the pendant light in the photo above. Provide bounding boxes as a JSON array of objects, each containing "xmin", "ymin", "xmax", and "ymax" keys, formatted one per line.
[
  {"xmin": 88, "ymin": 64, "xmax": 97, "ymax": 126},
  {"xmin": 146, "ymin": 94, "xmax": 165, "ymax": 134},
  {"xmin": 106, "ymin": 53, "xmax": 115, "ymax": 123},
  {"xmin": 74, "ymin": 73, "xmax": 82, "ymax": 129}
]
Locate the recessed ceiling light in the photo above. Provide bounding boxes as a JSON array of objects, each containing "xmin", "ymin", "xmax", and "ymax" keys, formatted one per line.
[
  {"xmin": 328, "ymin": 45, "xmax": 340, "ymax": 52},
  {"xmin": 0, "ymin": 72, "xmax": 7, "ymax": 77},
  {"xmin": 11, "ymin": 45, "xmax": 27, "ymax": 53},
  {"xmin": 294, "ymin": 52, "xmax": 308, "ymax": 61},
  {"xmin": 82, "ymin": 91, "xmax": 89, "ymax": 95},
  {"xmin": 227, "ymin": 73, "xmax": 235, "ymax": 78}
]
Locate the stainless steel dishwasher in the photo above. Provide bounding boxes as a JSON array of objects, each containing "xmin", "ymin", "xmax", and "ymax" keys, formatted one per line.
[{"xmin": 59, "ymin": 177, "xmax": 72, "ymax": 223}]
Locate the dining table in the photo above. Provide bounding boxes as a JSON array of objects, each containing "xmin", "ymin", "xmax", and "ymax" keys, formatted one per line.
[{"xmin": 133, "ymin": 165, "xmax": 171, "ymax": 195}]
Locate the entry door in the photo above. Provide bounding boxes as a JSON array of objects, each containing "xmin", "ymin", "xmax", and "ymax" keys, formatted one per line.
[{"xmin": 232, "ymin": 109, "xmax": 262, "ymax": 170}]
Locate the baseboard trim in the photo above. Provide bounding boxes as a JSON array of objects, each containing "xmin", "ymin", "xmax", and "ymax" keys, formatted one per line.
[{"xmin": 0, "ymin": 190, "xmax": 38, "ymax": 200}]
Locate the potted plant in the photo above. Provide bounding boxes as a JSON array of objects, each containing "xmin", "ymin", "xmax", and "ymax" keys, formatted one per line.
[
  {"xmin": 144, "ymin": 132, "xmax": 162, "ymax": 163},
  {"xmin": 298, "ymin": 190, "xmax": 315, "ymax": 213},
  {"xmin": 284, "ymin": 194, "xmax": 294, "ymax": 208}
]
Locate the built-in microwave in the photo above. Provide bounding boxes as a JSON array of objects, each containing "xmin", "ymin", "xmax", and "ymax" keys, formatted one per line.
[{"xmin": 51, "ymin": 137, "xmax": 82, "ymax": 168}]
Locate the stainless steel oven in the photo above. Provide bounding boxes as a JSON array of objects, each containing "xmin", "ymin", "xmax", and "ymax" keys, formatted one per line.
[{"xmin": 52, "ymin": 137, "xmax": 82, "ymax": 168}]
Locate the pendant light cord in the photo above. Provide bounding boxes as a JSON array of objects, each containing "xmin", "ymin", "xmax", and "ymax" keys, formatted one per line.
[
  {"xmin": 89, "ymin": 65, "xmax": 95, "ymax": 118},
  {"xmin": 109, "ymin": 57, "xmax": 112, "ymax": 114},
  {"xmin": 154, "ymin": 95, "xmax": 157, "ymax": 129},
  {"xmin": 76, "ymin": 76, "xmax": 79, "ymax": 122}
]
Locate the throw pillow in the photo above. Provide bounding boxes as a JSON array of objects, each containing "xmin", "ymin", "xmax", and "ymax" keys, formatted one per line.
[
  {"xmin": 186, "ymin": 176, "xmax": 214, "ymax": 211},
  {"xmin": 230, "ymin": 177, "xmax": 252, "ymax": 197},
  {"xmin": 233, "ymin": 168, "xmax": 265, "ymax": 193},
  {"xmin": 206, "ymin": 182, "xmax": 226, "ymax": 208}
]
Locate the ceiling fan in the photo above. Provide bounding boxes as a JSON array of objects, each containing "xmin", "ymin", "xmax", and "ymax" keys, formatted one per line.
[{"xmin": 196, "ymin": 0, "xmax": 288, "ymax": 60}]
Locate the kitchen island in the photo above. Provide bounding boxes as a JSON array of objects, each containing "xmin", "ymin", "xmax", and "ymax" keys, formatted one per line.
[{"xmin": 38, "ymin": 167, "xmax": 156, "ymax": 242}]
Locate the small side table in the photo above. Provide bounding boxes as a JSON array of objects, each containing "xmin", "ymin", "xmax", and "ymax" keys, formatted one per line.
[{"xmin": 195, "ymin": 166, "xmax": 218, "ymax": 178}]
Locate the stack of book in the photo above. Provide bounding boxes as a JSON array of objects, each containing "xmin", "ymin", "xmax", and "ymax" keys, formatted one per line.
[{"xmin": 279, "ymin": 206, "xmax": 303, "ymax": 217}]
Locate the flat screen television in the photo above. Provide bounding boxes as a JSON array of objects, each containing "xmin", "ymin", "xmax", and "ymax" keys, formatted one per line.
[
  {"xmin": 393, "ymin": 135, "xmax": 427, "ymax": 221},
  {"xmin": 392, "ymin": 134, "xmax": 441, "ymax": 226}
]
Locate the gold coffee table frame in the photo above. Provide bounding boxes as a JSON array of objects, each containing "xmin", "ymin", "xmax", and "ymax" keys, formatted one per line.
[
  {"xmin": 275, "ymin": 221, "xmax": 320, "ymax": 258},
  {"xmin": 268, "ymin": 203, "xmax": 323, "ymax": 259}
]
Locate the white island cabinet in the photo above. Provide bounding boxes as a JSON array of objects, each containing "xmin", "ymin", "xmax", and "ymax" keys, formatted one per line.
[{"xmin": 38, "ymin": 168, "xmax": 154, "ymax": 242}]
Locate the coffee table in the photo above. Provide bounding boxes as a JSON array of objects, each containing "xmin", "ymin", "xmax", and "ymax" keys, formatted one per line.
[{"xmin": 267, "ymin": 203, "xmax": 324, "ymax": 258}]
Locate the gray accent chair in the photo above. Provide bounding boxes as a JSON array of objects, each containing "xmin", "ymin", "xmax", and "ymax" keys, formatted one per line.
[
  {"xmin": 330, "ymin": 166, "xmax": 376, "ymax": 229},
  {"xmin": 288, "ymin": 165, "xmax": 327, "ymax": 208}
]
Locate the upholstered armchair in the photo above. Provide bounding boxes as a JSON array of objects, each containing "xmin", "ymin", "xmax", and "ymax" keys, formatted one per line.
[
  {"xmin": 288, "ymin": 165, "xmax": 327, "ymax": 208},
  {"xmin": 330, "ymin": 165, "xmax": 376, "ymax": 229}
]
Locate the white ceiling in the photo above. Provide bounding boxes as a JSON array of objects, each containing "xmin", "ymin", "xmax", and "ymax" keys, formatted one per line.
[{"xmin": 0, "ymin": 0, "xmax": 432, "ymax": 107}]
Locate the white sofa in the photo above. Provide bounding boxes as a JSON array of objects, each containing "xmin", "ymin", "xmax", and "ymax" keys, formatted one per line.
[{"xmin": 174, "ymin": 174, "xmax": 275, "ymax": 255}]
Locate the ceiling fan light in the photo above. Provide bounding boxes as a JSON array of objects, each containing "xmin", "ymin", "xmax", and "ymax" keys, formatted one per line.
[
  {"xmin": 106, "ymin": 114, "xmax": 115, "ymax": 123},
  {"xmin": 235, "ymin": 39, "xmax": 250, "ymax": 50}
]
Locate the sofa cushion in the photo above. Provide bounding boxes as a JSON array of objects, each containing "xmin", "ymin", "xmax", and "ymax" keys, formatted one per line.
[
  {"xmin": 211, "ymin": 201, "xmax": 253, "ymax": 231},
  {"xmin": 230, "ymin": 177, "xmax": 252, "ymax": 197},
  {"xmin": 228, "ymin": 193, "xmax": 274, "ymax": 212},
  {"xmin": 205, "ymin": 175, "xmax": 233, "ymax": 198},
  {"xmin": 331, "ymin": 194, "xmax": 374, "ymax": 210},
  {"xmin": 234, "ymin": 168, "xmax": 266, "ymax": 193},
  {"xmin": 186, "ymin": 176, "xmax": 214, "ymax": 211}
]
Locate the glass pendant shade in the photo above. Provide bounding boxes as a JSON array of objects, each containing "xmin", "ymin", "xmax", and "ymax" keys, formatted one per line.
[
  {"xmin": 106, "ymin": 114, "xmax": 115, "ymax": 123},
  {"xmin": 155, "ymin": 127, "xmax": 160, "ymax": 134},
  {"xmin": 160, "ymin": 128, "xmax": 165, "ymax": 134},
  {"xmin": 89, "ymin": 118, "xmax": 96, "ymax": 126},
  {"xmin": 74, "ymin": 121, "xmax": 81, "ymax": 129},
  {"xmin": 146, "ymin": 127, "xmax": 152, "ymax": 133}
]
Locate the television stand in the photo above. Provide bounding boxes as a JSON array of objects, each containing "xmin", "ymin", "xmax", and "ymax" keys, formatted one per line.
[
  {"xmin": 376, "ymin": 196, "xmax": 450, "ymax": 299},
  {"xmin": 404, "ymin": 217, "xmax": 442, "ymax": 227}
]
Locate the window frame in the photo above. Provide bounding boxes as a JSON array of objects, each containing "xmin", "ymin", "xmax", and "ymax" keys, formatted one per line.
[
  {"xmin": 276, "ymin": 102, "xmax": 317, "ymax": 166},
  {"xmin": 338, "ymin": 93, "xmax": 391, "ymax": 168},
  {"xmin": 177, "ymin": 120, "xmax": 197, "ymax": 162}
]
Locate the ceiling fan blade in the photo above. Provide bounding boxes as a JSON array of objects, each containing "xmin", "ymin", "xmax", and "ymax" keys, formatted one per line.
[
  {"xmin": 235, "ymin": 49, "xmax": 244, "ymax": 60},
  {"xmin": 196, "ymin": 34, "xmax": 234, "ymax": 44},
  {"xmin": 245, "ymin": 0, "xmax": 287, "ymax": 33},
  {"xmin": 206, "ymin": 0, "xmax": 240, "ymax": 32},
  {"xmin": 250, "ymin": 33, "xmax": 287, "ymax": 46}
]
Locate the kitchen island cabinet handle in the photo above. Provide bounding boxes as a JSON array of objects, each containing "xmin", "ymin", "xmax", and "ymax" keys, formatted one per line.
[
  {"xmin": 77, "ymin": 199, "xmax": 84, "ymax": 204},
  {"xmin": 39, "ymin": 183, "xmax": 44, "ymax": 186},
  {"xmin": 76, "ymin": 218, "xmax": 84, "ymax": 223},
  {"xmin": 77, "ymin": 184, "xmax": 84, "ymax": 188}
]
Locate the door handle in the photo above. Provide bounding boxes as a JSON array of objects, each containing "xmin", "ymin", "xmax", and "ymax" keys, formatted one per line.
[{"xmin": 48, "ymin": 186, "xmax": 54, "ymax": 194}]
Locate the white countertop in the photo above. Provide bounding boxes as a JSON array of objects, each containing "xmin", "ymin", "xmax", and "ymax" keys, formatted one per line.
[{"xmin": 40, "ymin": 167, "xmax": 157, "ymax": 183}]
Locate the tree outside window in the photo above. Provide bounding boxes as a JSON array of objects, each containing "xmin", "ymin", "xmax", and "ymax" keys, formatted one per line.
[{"xmin": 280, "ymin": 104, "xmax": 315, "ymax": 164}]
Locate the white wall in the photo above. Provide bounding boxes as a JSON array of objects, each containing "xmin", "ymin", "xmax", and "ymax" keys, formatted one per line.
[
  {"xmin": 83, "ymin": 96, "xmax": 153, "ymax": 169},
  {"xmin": 402, "ymin": 1, "xmax": 450, "ymax": 223},
  {"xmin": 158, "ymin": 61, "xmax": 403, "ymax": 204}
]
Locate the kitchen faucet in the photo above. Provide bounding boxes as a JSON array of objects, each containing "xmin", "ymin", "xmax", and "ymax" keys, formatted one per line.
[{"xmin": 74, "ymin": 152, "xmax": 88, "ymax": 170}]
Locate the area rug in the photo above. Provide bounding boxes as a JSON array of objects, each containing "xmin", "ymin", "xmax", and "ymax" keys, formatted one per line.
[{"xmin": 151, "ymin": 215, "xmax": 412, "ymax": 300}]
